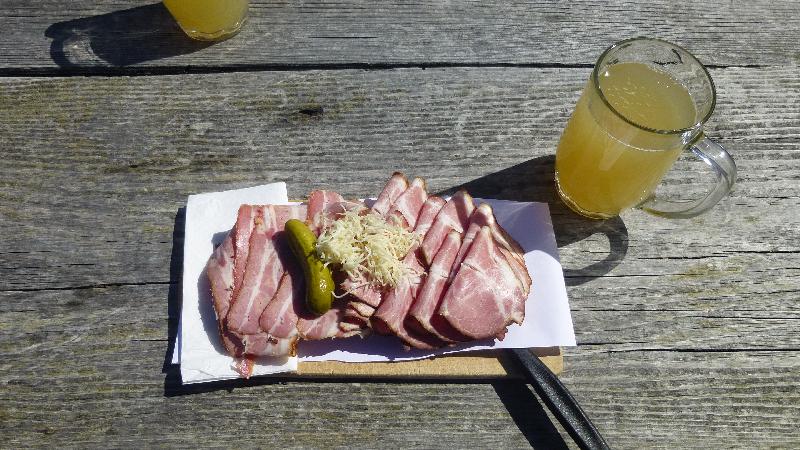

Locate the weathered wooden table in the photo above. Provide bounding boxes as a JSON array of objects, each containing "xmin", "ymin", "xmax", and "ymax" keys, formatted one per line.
[{"xmin": 2, "ymin": 1, "xmax": 799, "ymax": 447}]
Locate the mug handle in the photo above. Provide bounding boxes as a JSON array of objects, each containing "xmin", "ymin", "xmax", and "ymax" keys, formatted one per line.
[{"xmin": 639, "ymin": 135, "xmax": 737, "ymax": 219}]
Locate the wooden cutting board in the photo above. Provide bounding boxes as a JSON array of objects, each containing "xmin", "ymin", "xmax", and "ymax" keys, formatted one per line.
[{"xmin": 290, "ymin": 347, "xmax": 562, "ymax": 379}]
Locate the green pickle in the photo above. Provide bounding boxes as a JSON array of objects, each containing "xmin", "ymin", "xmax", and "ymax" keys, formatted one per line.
[{"xmin": 284, "ymin": 219, "xmax": 334, "ymax": 316}]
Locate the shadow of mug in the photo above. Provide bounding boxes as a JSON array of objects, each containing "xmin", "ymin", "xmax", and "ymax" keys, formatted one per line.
[
  {"xmin": 45, "ymin": 2, "xmax": 214, "ymax": 68},
  {"xmin": 441, "ymin": 156, "xmax": 629, "ymax": 286}
]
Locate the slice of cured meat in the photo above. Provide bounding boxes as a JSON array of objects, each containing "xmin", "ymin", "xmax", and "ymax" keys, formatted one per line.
[
  {"xmin": 206, "ymin": 231, "xmax": 246, "ymax": 357},
  {"xmin": 387, "ymin": 177, "xmax": 427, "ymax": 230},
  {"xmin": 413, "ymin": 196, "xmax": 446, "ymax": 237},
  {"xmin": 231, "ymin": 204, "xmax": 259, "ymax": 301},
  {"xmin": 406, "ymin": 231, "xmax": 467, "ymax": 343},
  {"xmin": 420, "ymin": 190, "xmax": 475, "ymax": 265},
  {"xmin": 226, "ymin": 207, "xmax": 284, "ymax": 334},
  {"xmin": 240, "ymin": 333, "xmax": 296, "ymax": 357},
  {"xmin": 307, "ymin": 190, "xmax": 346, "ymax": 233},
  {"xmin": 297, "ymin": 302, "xmax": 347, "ymax": 340},
  {"xmin": 257, "ymin": 270, "xmax": 301, "ymax": 340},
  {"xmin": 437, "ymin": 226, "xmax": 528, "ymax": 340},
  {"xmin": 371, "ymin": 249, "xmax": 446, "ymax": 349},
  {"xmin": 371, "ymin": 172, "xmax": 408, "ymax": 217},
  {"xmin": 449, "ymin": 203, "xmax": 530, "ymax": 291},
  {"xmin": 273, "ymin": 204, "xmax": 308, "ymax": 230},
  {"xmin": 340, "ymin": 278, "xmax": 382, "ymax": 308}
]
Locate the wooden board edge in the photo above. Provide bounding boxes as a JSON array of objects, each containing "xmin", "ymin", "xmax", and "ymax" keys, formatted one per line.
[{"xmin": 290, "ymin": 347, "xmax": 562, "ymax": 380}]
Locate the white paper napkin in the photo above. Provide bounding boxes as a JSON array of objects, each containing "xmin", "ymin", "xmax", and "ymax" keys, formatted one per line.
[
  {"xmin": 173, "ymin": 184, "xmax": 576, "ymax": 383},
  {"xmin": 177, "ymin": 183, "xmax": 296, "ymax": 384}
]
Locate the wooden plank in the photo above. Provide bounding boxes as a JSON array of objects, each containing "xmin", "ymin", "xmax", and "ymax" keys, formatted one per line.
[
  {"xmin": 2, "ymin": 285, "xmax": 798, "ymax": 447},
  {"xmin": 0, "ymin": 0, "xmax": 798, "ymax": 71},
  {"xmin": 1, "ymin": 66, "xmax": 797, "ymax": 293}
]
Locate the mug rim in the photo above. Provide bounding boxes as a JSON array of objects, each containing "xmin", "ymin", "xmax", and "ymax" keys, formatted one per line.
[{"xmin": 591, "ymin": 37, "xmax": 717, "ymax": 135}]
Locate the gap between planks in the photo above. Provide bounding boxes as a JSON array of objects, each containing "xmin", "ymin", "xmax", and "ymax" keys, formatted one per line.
[{"xmin": 0, "ymin": 61, "xmax": 767, "ymax": 78}]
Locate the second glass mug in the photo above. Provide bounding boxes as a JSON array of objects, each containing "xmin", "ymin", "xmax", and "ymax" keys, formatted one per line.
[
  {"xmin": 163, "ymin": 0, "xmax": 249, "ymax": 41},
  {"xmin": 555, "ymin": 37, "xmax": 737, "ymax": 219}
]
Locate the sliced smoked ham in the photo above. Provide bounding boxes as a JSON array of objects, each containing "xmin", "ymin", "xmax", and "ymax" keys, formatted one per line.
[
  {"xmin": 257, "ymin": 270, "xmax": 301, "ymax": 340},
  {"xmin": 370, "ymin": 172, "xmax": 408, "ymax": 217},
  {"xmin": 206, "ymin": 172, "xmax": 532, "ymax": 359},
  {"xmin": 340, "ymin": 278, "xmax": 382, "ymax": 308},
  {"xmin": 226, "ymin": 207, "xmax": 283, "ymax": 334},
  {"xmin": 437, "ymin": 226, "xmax": 527, "ymax": 340},
  {"xmin": 387, "ymin": 177, "xmax": 428, "ymax": 230},
  {"xmin": 307, "ymin": 190, "xmax": 345, "ymax": 233},
  {"xmin": 297, "ymin": 302, "xmax": 347, "ymax": 340},
  {"xmin": 413, "ymin": 196, "xmax": 446, "ymax": 236},
  {"xmin": 371, "ymin": 248, "xmax": 447, "ymax": 350},
  {"xmin": 406, "ymin": 231, "xmax": 466, "ymax": 343},
  {"xmin": 420, "ymin": 190, "xmax": 475, "ymax": 265},
  {"xmin": 206, "ymin": 230, "xmax": 246, "ymax": 357},
  {"xmin": 231, "ymin": 204, "xmax": 259, "ymax": 302},
  {"xmin": 240, "ymin": 333, "xmax": 296, "ymax": 357}
]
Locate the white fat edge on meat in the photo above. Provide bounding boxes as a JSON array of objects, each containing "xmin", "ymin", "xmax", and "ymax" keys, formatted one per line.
[{"xmin": 232, "ymin": 223, "xmax": 273, "ymax": 325}]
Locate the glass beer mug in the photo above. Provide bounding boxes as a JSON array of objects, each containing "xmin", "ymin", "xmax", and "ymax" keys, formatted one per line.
[
  {"xmin": 163, "ymin": 0, "xmax": 249, "ymax": 41},
  {"xmin": 555, "ymin": 37, "xmax": 737, "ymax": 219}
]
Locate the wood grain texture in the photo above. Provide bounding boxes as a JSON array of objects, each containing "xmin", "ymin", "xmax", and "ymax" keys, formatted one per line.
[
  {"xmin": 1, "ymin": 67, "xmax": 797, "ymax": 290},
  {"xmin": 1, "ymin": 66, "xmax": 798, "ymax": 447},
  {"xmin": 0, "ymin": 0, "xmax": 799, "ymax": 72},
  {"xmin": 2, "ymin": 285, "xmax": 799, "ymax": 448}
]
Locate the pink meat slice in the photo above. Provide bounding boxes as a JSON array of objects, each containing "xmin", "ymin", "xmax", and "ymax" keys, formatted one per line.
[
  {"xmin": 420, "ymin": 190, "xmax": 475, "ymax": 265},
  {"xmin": 231, "ymin": 204, "xmax": 259, "ymax": 301},
  {"xmin": 339, "ymin": 302, "xmax": 373, "ymax": 337},
  {"xmin": 273, "ymin": 204, "xmax": 309, "ymax": 229},
  {"xmin": 340, "ymin": 278, "xmax": 382, "ymax": 308},
  {"xmin": 258, "ymin": 270, "xmax": 301, "ymax": 340},
  {"xmin": 387, "ymin": 177, "xmax": 428, "ymax": 230},
  {"xmin": 406, "ymin": 231, "xmax": 464, "ymax": 343},
  {"xmin": 207, "ymin": 229, "xmax": 235, "ymax": 321},
  {"xmin": 226, "ymin": 207, "xmax": 284, "ymax": 334},
  {"xmin": 307, "ymin": 190, "xmax": 345, "ymax": 233},
  {"xmin": 371, "ymin": 250, "xmax": 446, "ymax": 349},
  {"xmin": 450, "ymin": 203, "xmax": 530, "ymax": 290},
  {"xmin": 437, "ymin": 226, "xmax": 527, "ymax": 340},
  {"xmin": 297, "ymin": 302, "xmax": 347, "ymax": 340},
  {"xmin": 241, "ymin": 333, "xmax": 296, "ymax": 357},
  {"xmin": 413, "ymin": 196, "xmax": 446, "ymax": 237},
  {"xmin": 206, "ymin": 230, "xmax": 246, "ymax": 357},
  {"xmin": 207, "ymin": 216, "xmax": 290, "ymax": 357},
  {"xmin": 339, "ymin": 322, "xmax": 368, "ymax": 338},
  {"xmin": 348, "ymin": 301, "xmax": 376, "ymax": 319},
  {"xmin": 490, "ymin": 224, "xmax": 531, "ymax": 292},
  {"xmin": 371, "ymin": 172, "xmax": 408, "ymax": 217}
]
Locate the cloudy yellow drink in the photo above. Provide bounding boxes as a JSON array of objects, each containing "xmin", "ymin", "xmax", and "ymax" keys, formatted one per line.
[
  {"xmin": 555, "ymin": 62, "xmax": 698, "ymax": 218},
  {"xmin": 163, "ymin": 0, "xmax": 248, "ymax": 41}
]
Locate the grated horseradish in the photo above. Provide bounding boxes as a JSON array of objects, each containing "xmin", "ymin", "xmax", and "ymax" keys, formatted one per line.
[{"xmin": 316, "ymin": 209, "xmax": 421, "ymax": 290}]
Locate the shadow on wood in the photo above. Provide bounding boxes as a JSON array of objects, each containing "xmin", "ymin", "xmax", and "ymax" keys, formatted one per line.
[
  {"xmin": 492, "ymin": 381, "xmax": 570, "ymax": 449},
  {"xmin": 441, "ymin": 156, "xmax": 629, "ymax": 286},
  {"xmin": 162, "ymin": 208, "xmax": 184, "ymax": 391},
  {"xmin": 45, "ymin": 2, "xmax": 213, "ymax": 68}
]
